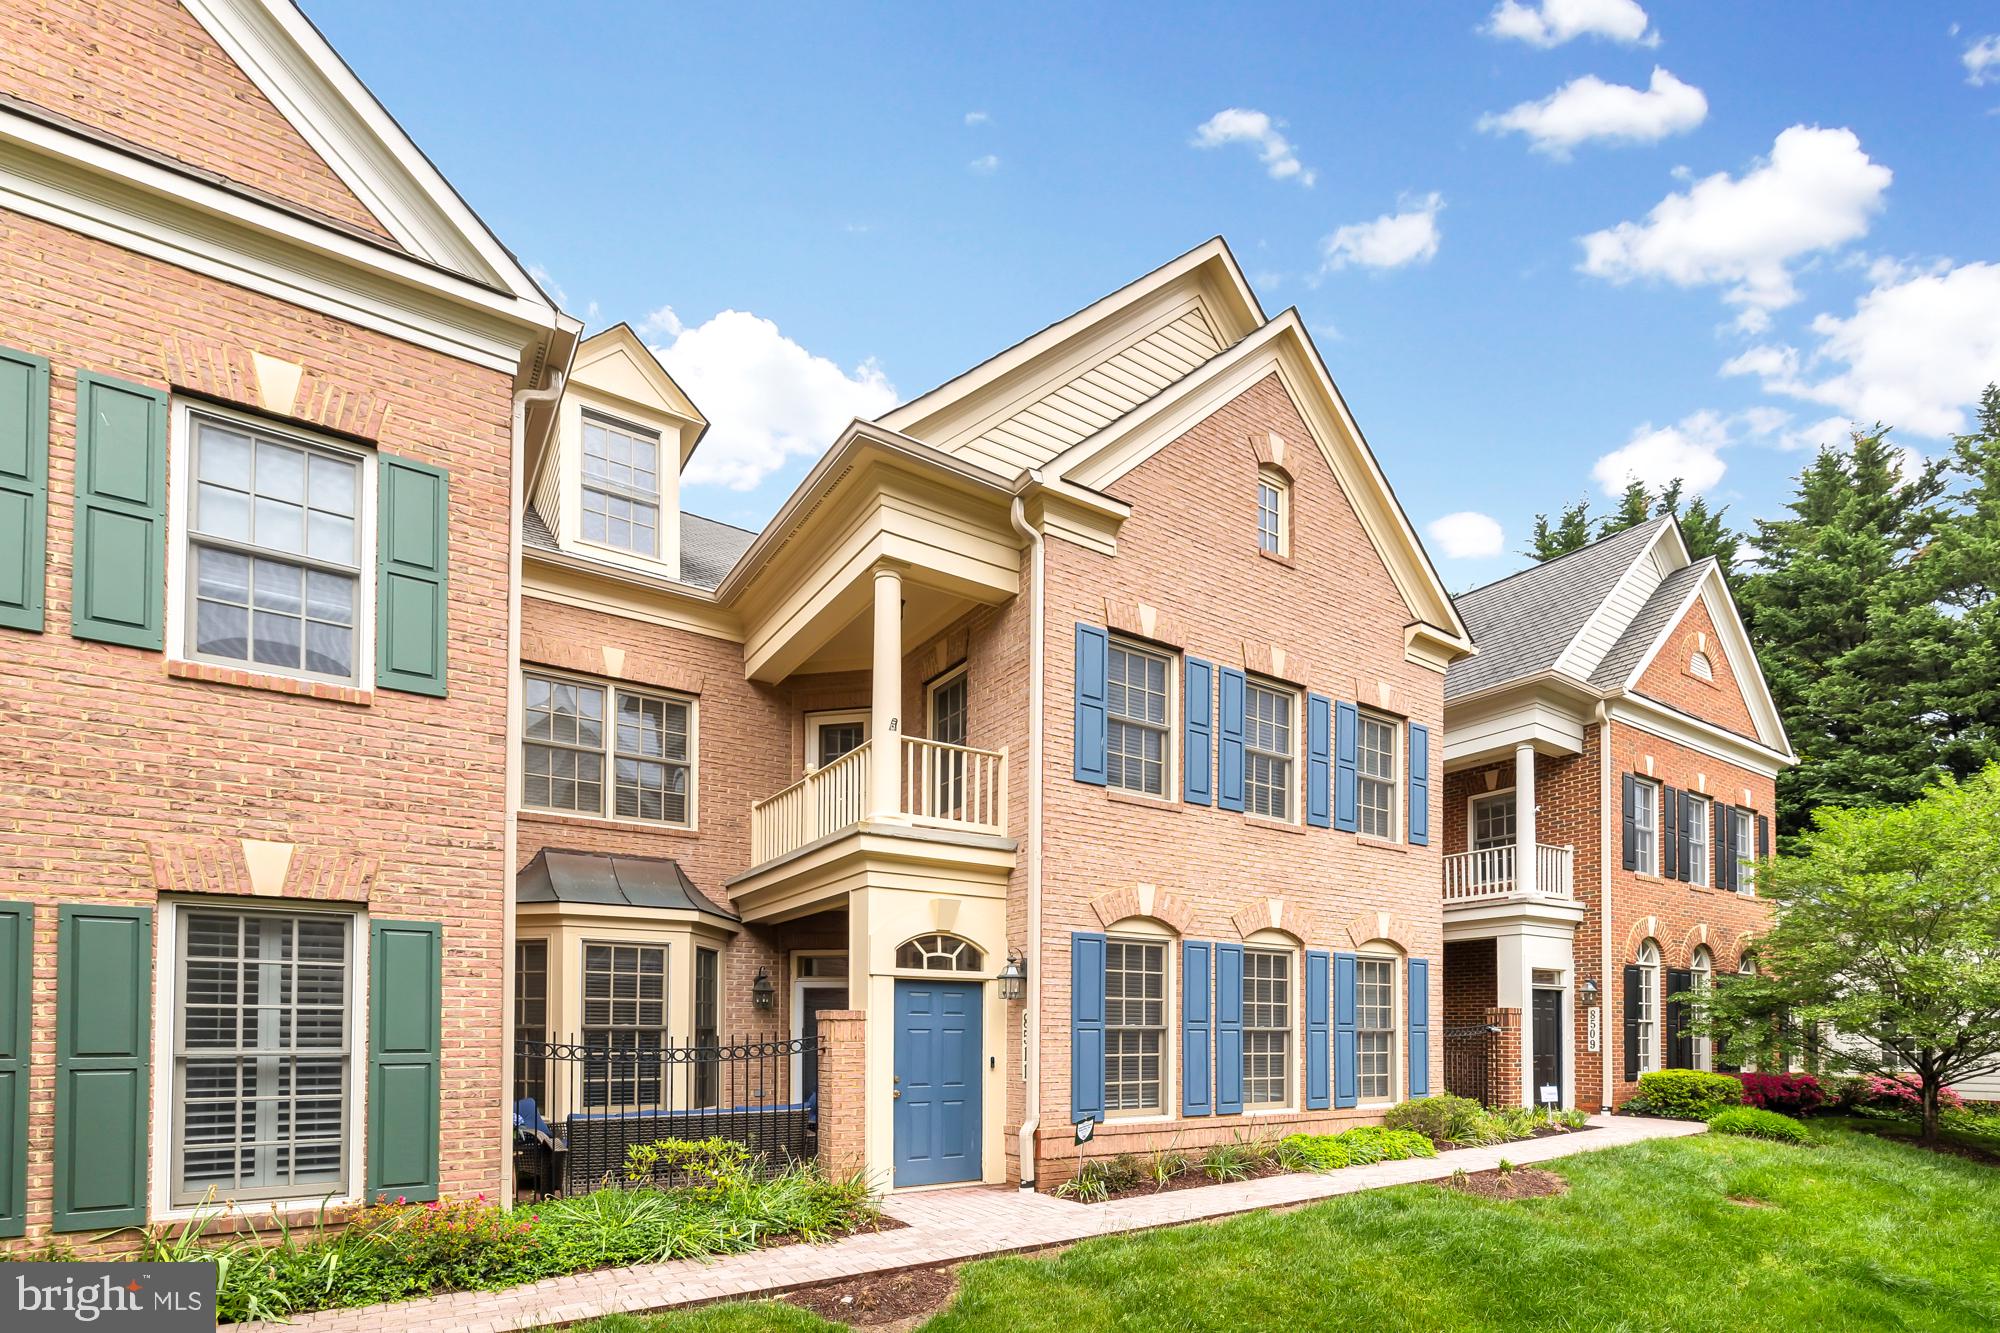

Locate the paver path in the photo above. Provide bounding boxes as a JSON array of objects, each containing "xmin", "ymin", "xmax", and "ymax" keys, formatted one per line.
[{"xmin": 237, "ymin": 1115, "xmax": 1702, "ymax": 1332}]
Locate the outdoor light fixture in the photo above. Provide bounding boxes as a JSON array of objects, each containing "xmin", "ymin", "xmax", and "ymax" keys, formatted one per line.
[
  {"xmin": 751, "ymin": 967, "xmax": 775, "ymax": 1011},
  {"xmin": 1580, "ymin": 978, "xmax": 1599, "ymax": 1005},
  {"xmin": 997, "ymin": 951, "xmax": 1027, "ymax": 1002}
]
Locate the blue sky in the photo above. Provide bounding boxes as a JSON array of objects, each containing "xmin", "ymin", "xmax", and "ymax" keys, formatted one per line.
[{"xmin": 311, "ymin": 0, "xmax": 2000, "ymax": 588}]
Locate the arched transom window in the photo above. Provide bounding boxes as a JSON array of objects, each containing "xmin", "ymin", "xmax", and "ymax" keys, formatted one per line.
[{"xmin": 895, "ymin": 934, "xmax": 984, "ymax": 972}]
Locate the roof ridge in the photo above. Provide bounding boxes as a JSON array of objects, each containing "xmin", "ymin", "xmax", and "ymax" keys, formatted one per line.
[{"xmin": 1457, "ymin": 514, "xmax": 1670, "ymax": 602}]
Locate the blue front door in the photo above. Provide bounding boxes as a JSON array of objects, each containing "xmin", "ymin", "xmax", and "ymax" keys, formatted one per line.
[{"xmin": 892, "ymin": 980, "xmax": 982, "ymax": 1186}]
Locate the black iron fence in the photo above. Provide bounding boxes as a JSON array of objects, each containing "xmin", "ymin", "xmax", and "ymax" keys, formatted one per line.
[
  {"xmin": 513, "ymin": 1032, "xmax": 820, "ymax": 1197},
  {"xmin": 1443, "ymin": 1024, "xmax": 1495, "ymax": 1107}
]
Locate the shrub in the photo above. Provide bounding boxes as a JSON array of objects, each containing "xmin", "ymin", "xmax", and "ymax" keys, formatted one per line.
[
  {"xmin": 1199, "ymin": 1139, "xmax": 1260, "ymax": 1182},
  {"xmin": 1384, "ymin": 1094, "xmax": 1500, "ymax": 1145},
  {"xmin": 1053, "ymin": 1165, "xmax": 1110, "ymax": 1202},
  {"xmin": 1738, "ymin": 1072, "xmax": 1826, "ymax": 1116},
  {"xmin": 1276, "ymin": 1126, "xmax": 1435, "ymax": 1172},
  {"xmin": 1709, "ymin": 1106, "xmax": 1808, "ymax": 1143},
  {"xmin": 1844, "ymin": 1073, "xmax": 1963, "ymax": 1117},
  {"xmin": 1635, "ymin": 1070, "xmax": 1742, "ymax": 1120},
  {"xmin": 622, "ymin": 1137, "xmax": 754, "ymax": 1194}
]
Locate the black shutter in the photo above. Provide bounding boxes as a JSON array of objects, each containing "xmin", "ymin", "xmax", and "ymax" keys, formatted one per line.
[
  {"xmin": 1677, "ymin": 792, "xmax": 1695, "ymax": 882},
  {"xmin": 1661, "ymin": 787, "xmax": 1679, "ymax": 879},
  {"xmin": 1714, "ymin": 803, "xmax": 1732, "ymax": 889},
  {"xmin": 1666, "ymin": 968, "xmax": 1693, "ymax": 1069},
  {"xmin": 1756, "ymin": 812, "xmax": 1770, "ymax": 860},
  {"xmin": 1621, "ymin": 774, "xmax": 1638, "ymax": 871},
  {"xmin": 1623, "ymin": 964, "xmax": 1642, "ymax": 1082}
]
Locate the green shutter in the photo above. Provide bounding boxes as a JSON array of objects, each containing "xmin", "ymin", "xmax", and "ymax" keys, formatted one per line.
[
  {"xmin": 376, "ymin": 454, "xmax": 449, "ymax": 696},
  {"xmin": 0, "ymin": 902, "xmax": 32, "ymax": 1237},
  {"xmin": 0, "ymin": 348, "xmax": 50, "ymax": 633},
  {"xmin": 71, "ymin": 373, "xmax": 167, "ymax": 648},
  {"xmin": 368, "ymin": 919, "xmax": 442, "ymax": 1202},
  {"xmin": 54, "ymin": 904, "xmax": 151, "ymax": 1232}
]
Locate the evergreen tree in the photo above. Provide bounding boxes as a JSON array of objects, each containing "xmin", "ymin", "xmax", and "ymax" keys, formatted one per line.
[
  {"xmin": 1524, "ymin": 497, "xmax": 1593, "ymax": 560},
  {"xmin": 1918, "ymin": 384, "xmax": 2000, "ymax": 781},
  {"xmin": 1603, "ymin": 479, "xmax": 1653, "ymax": 535},
  {"xmin": 1526, "ymin": 479, "xmax": 1740, "ymax": 581}
]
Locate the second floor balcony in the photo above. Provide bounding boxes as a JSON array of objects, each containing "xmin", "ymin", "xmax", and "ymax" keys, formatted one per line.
[
  {"xmin": 750, "ymin": 735, "xmax": 1009, "ymax": 865},
  {"xmin": 1442, "ymin": 843, "xmax": 1575, "ymax": 905}
]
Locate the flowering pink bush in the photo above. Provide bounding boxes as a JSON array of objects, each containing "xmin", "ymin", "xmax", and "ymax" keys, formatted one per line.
[
  {"xmin": 1738, "ymin": 1072, "xmax": 1826, "ymax": 1116},
  {"xmin": 1846, "ymin": 1073, "xmax": 1962, "ymax": 1114}
]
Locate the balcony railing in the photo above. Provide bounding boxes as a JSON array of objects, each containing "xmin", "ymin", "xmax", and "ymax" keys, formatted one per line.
[
  {"xmin": 749, "ymin": 737, "xmax": 1008, "ymax": 866},
  {"xmin": 1442, "ymin": 843, "xmax": 1574, "ymax": 903}
]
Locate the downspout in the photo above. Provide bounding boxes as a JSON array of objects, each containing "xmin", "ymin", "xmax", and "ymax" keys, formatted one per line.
[
  {"xmin": 1008, "ymin": 488, "xmax": 1045, "ymax": 1186},
  {"xmin": 1595, "ymin": 699, "xmax": 1614, "ymax": 1113},
  {"xmin": 501, "ymin": 369, "xmax": 566, "ymax": 1206}
]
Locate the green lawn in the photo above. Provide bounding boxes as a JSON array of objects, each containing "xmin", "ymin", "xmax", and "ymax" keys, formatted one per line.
[{"xmin": 574, "ymin": 1125, "xmax": 2000, "ymax": 1333}]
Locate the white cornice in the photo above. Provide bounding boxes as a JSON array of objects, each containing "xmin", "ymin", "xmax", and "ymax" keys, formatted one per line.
[{"xmin": 1608, "ymin": 696, "xmax": 1791, "ymax": 777}]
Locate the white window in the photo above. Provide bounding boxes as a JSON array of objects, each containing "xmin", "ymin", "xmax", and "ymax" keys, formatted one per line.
[
  {"xmin": 182, "ymin": 409, "xmax": 366, "ymax": 684},
  {"xmin": 170, "ymin": 907, "xmax": 353, "ymax": 1207},
  {"xmin": 1244, "ymin": 681, "xmax": 1295, "ymax": 821},
  {"xmin": 1104, "ymin": 938, "xmax": 1166, "ymax": 1114},
  {"xmin": 583, "ymin": 942, "xmax": 667, "ymax": 1106},
  {"xmin": 581, "ymin": 413, "xmax": 661, "ymax": 556},
  {"xmin": 1256, "ymin": 468, "xmax": 1288, "ymax": 556},
  {"xmin": 1633, "ymin": 779, "xmax": 1660, "ymax": 875},
  {"xmin": 807, "ymin": 711, "xmax": 868, "ymax": 770},
  {"xmin": 1635, "ymin": 939, "xmax": 1660, "ymax": 1075},
  {"xmin": 1242, "ymin": 948, "xmax": 1292, "ymax": 1108},
  {"xmin": 1356, "ymin": 712, "xmax": 1399, "ymax": 840},
  {"xmin": 1734, "ymin": 807, "xmax": 1756, "ymax": 893},
  {"xmin": 1471, "ymin": 790, "xmax": 1515, "ymax": 852},
  {"xmin": 523, "ymin": 673, "xmax": 693, "ymax": 826},
  {"xmin": 1356, "ymin": 956, "xmax": 1396, "ymax": 1102},
  {"xmin": 1106, "ymin": 642, "xmax": 1170, "ymax": 797},
  {"xmin": 1690, "ymin": 947, "xmax": 1713, "ymax": 1072},
  {"xmin": 1687, "ymin": 794, "xmax": 1711, "ymax": 886},
  {"xmin": 895, "ymin": 933, "xmax": 984, "ymax": 971}
]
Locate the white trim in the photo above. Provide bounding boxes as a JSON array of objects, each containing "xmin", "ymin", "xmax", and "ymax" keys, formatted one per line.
[
  {"xmin": 165, "ymin": 396, "xmax": 379, "ymax": 690},
  {"xmin": 1239, "ymin": 942, "xmax": 1298, "ymax": 1112},
  {"xmin": 148, "ymin": 897, "xmax": 369, "ymax": 1223},
  {"xmin": 1467, "ymin": 786, "xmax": 1517, "ymax": 852},
  {"xmin": 1103, "ymin": 636, "xmax": 1178, "ymax": 803},
  {"xmin": 1352, "ymin": 950, "xmax": 1401, "ymax": 1106},
  {"xmin": 926, "ymin": 662, "xmax": 971, "ymax": 742},
  {"xmin": 1102, "ymin": 932, "xmax": 1177, "ymax": 1120},
  {"xmin": 1354, "ymin": 706, "xmax": 1403, "ymax": 843},
  {"xmin": 1242, "ymin": 676, "xmax": 1302, "ymax": 825},
  {"xmin": 520, "ymin": 667, "xmax": 701, "ymax": 831},
  {"xmin": 805, "ymin": 710, "xmax": 870, "ymax": 772},
  {"xmin": 1550, "ymin": 519, "xmax": 1682, "ymax": 683},
  {"xmin": 1608, "ymin": 560, "xmax": 1793, "ymax": 759},
  {"xmin": 790, "ymin": 951, "xmax": 851, "ymax": 1097},
  {"xmin": 1607, "ymin": 696, "xmax": 1790, "ymax": 776}
]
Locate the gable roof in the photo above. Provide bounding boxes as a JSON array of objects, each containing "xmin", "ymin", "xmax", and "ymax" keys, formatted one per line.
[
  {"xmin": 1588, "ymin": 558, "xmax": 1711, "ymax": 691},
  {"xmin": 1446, "ymin": 517, "xmax": 1673, "ymax": 702},
  {"xmin": 570, "ymin": 324, "xmax": 708, "ymax": 460}
]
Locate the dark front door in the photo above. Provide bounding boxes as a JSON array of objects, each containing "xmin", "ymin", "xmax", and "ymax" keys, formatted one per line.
[
  {"xmin": 892, "ymin": 980, "xmax": 982, "ymax": 1186},
  {"xmin": 798, "ymin": 985, "xmax": 848, "ymax": 1105},
  {"xmin": 1531, "ymin": 988, "xmax": 1564, "ymax": 1107}
]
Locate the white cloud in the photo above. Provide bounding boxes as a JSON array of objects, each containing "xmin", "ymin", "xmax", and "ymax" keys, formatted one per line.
[
  {"xmin": 1578, "ymin": 126, "xmax": 1891, "ymax": 324},
  {"xmin": 1965, "ymin": 35, "xmax": 2000, "ymax": 85},
  {"xmin": 1483, "ymin": 0, "xmax": 1657, "ymax": 48},
  {"xmin": 1591, "ymin": 410, "xmax": 1733, "ymax": 495},
  {"xmin": 1192, "ymin": 108, "xmax": 1316, "ymax": 186},
  {"xmin": 650, "ymin": 311, "xmax": 899, "ymax": 491},
  {"xmin": 636, "ymin": 305, "xmax": 683, "ymax": 339},
  {"xmin": 964, "ymin": 110, "xmax": 991, "ymax": 125},
  {"xmin": 1478, "ymin": 68, "xmax": 1706, "ymax": 158},
  {"xmin": 1321, "ymin": 193, "xmax": 1444, "ymax": 271},
  {"xmin": 1427, "ymin": 511, "xmax": 1506, "ymax": 559},
  {"xmin": 968, "ymin": 153, "xmax": 1001, "ymax": 174},
  {"xmin": 1730, "ymin": 260, "xmax": 2000, "ymax": 438}
]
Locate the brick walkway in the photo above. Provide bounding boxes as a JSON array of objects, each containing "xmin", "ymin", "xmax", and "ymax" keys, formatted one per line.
[{"xmin": 238, "ymin": 1116, "xmax": 1702, "ymax": 1332}]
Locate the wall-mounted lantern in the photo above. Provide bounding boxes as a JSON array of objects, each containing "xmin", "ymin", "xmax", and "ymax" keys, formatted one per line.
[
  {"xmin": 997, "ymin": 951, "xmax": 1027, "ymax": 1002},
  {"xmin": 751, "ymin": 967, "xmax": 776, "ymax": 1012}
]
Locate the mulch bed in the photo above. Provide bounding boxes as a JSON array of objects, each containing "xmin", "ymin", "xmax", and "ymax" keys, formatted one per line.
[
  {"xmin": 1435, "ymin": 1166, "xmax": 1568, "ymax": 1200},
  {"xmin": 1079, "ymin": 1156, "xmax": 1290, "ymax": 1203},
  {"xmin": 758, "ymin": 1212, "xmax": 909, "ymax": 1251},
  {"xmin": 783, "ymin": 1262, "xmax": 961, "ymax": 1328}
]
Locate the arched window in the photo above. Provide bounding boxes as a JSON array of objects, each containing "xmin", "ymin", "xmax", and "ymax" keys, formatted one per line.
[
  {"xmin": 895, "ymin": 933, "xmax": 984, "ymax": 972},
  {"xmin": 1691, "ymin": 947, "xmax": 1713, "ymax": 1071},
  {"xmin": 1689, "ymin": 651, "xmax": 1714, "ymax": 682},
  {"xmin": 1635, "ymin": 940, "xmax": 1661, "ymax": 1075}
]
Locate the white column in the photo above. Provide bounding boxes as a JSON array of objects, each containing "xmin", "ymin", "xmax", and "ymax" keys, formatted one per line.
[
  {"xmin": 1495, "ymin": 929, "xmax": 1536, "ymax": 1109},
  {"xmin": 1514, "ymin": 743, "xmax": 1537, "ymax": 897},
  {"xmin": 870, "ymin": 564, "xmax": 904, "ymax": 819}
]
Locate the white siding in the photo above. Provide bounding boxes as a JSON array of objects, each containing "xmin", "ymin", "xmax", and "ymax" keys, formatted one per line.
[
  {"xmin": 1559, "ymin": 542, "xmax": 1670, "ymax": 681},
  {"xmin": 531, "ymin": 432, "xmax": 565, "ymax": 543}
]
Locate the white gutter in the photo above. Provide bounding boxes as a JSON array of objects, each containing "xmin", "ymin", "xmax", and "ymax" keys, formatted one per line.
[
  {"xmin": 1595, "ymin": 699, "xmax": 1614, "ymax": 1113},
  {"xmin": 1008, "ymin": 490, "xmax": 1045, "ymax": 1186},
  {"xmin": 500, "ymin": 371, "xmax": 565, "ymax": 1206}
]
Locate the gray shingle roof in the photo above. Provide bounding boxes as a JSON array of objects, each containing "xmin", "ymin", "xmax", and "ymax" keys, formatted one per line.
[
  {"xmin": 520, "ymin": 506, "xmax": 755, "ymax": 592},
  {"xmin": 1445, "ymin": 516, "xmax": 1671, "ymax": 702},
  {"xmin": 1588, "ymin": 558, "xmax": 1711, "ymax": 691},
  {"xmin": 516, "ymin": 848, "xmax": 738, "ymax": 919}
]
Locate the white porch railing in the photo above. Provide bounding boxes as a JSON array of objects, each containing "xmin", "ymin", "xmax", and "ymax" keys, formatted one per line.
[
  {"xmin": 748, "ymin": 738, "xmax": 1008, "ymax": 866},
  {"xmin": 1442, "ymin": 843, "xmax": 1575, "ymax": 903}
]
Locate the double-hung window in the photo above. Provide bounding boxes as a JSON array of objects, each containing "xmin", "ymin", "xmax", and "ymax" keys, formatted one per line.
[
  {"xmin": 1256, "ymin": 469, "xmax": 1288, "ymax": 556},
  {"xmin": 1356, "ymin": 712, "xmax": 1399, "ymax": 840},
  {"xmin": 1356, "ymin": 957, "xmax": 1396, "ymax": 1102},
  {"xmin": 582, "ymin": 943, "xmax": 667, "ymax": 1106},
  {"xmin": 1244, "ymin": 682, "xmax": 1295, "ymax": 821},
  {"xmin": 514, "ymin": 939, "xmax": 549, "ymax": 1110},
  {"xmin": 1633, "ymin": 779, "xmax": 1660, "ymax": 875},
  {"xmin": 1106, "ymin": 641, "xmax": 1170, "ymax": 797},
  {"xmin": 693, "ymin": 946, "xmax": 720, "ymax": 1109},
  {"xmin": 171, "ymin": 908, "xmax": 352, "ymax": 1206},
  {"xmin": 1634, "ymin": 940, "xmax": 1660, "ymax": 1074},
  {"xmin": 1687, "ymin": 794, "xmax": 1711, "ymax": 886},
  {"xmin": 186, "ymin": 412, "xmax": 364, "ymax": 683},
  {"xmin": 581, "ymin": 414, "xmax": 661, "ymax": 556},
  {"xmin": 1734, "ymin": 808, "xmax": 1756, "ymax": 892},
  {"xmin": 1103, "ymin": 938, "xmax": 1166, "ymax": 1114},
  {"xmin": 1242, "ymin": 948, "xmax": 1292, "ymax": 1107},
  {"xmin": 524, "ymin": 673, "xmax": 693, "ymax": 825}
]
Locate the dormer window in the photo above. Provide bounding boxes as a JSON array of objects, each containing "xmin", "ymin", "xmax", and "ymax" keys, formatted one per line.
[
  {"xmin": 1257, "ymin": 467, "xmax": 1289, "ymax": 557},
  {"xmin": 581, "ymin": 413, "xmax": 661, "ymax": 556}
]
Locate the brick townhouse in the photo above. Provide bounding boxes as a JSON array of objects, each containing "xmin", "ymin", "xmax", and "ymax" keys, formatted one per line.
[
  {"xmin": 1438, "ymin": 517, "xmax": 1793, "ymax": 1113},
  {"xmin": 0, "ymin": 0, "xmax": 574, "ymax": 1246}
]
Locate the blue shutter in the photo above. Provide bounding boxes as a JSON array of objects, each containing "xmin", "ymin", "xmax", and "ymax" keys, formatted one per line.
[
  {"xmin": 1181, "ymin": 941, "xmax": 1212, "ymax": 1116},
  {"xmin": 1214, "ymin": 942, "xmax": 1244, "ymax": 1115},
  {"xmin": 1073, "ymin": 624, "xmax": 1108, "ymax": 786},
  {"xmin": 1070, "ymin": 932, "xmax": 1106, "ymax": 1124},
  {"xmin": 1407, "ymin": 957, "xmax": 1431, "ymax": 1097},
  {"xmin": 1333, "ymin": 951, "xmax": 1358, "ymax": 1108},
  {"xmin": 1306, "ymin": 693, "xmax": 1332, "ymax": 828},
  {"xmin": 1305, "ymin": 949, "xmax": 1331, "ymax": 1110},
  {"xmin": 1407, "ymin": 722, "xmax": 1431, "ymax": 846},
  {"xmin": 1333, "ymin": 701, "xmax": 1360, "ymax": 832},
  {"xmin": 1217, "ymin": 667, "xmax": 1246, "ymax": 812},
  {"xmin": 1183, "ymin": 657, "xmax": 1214, "ymax": 806}
]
